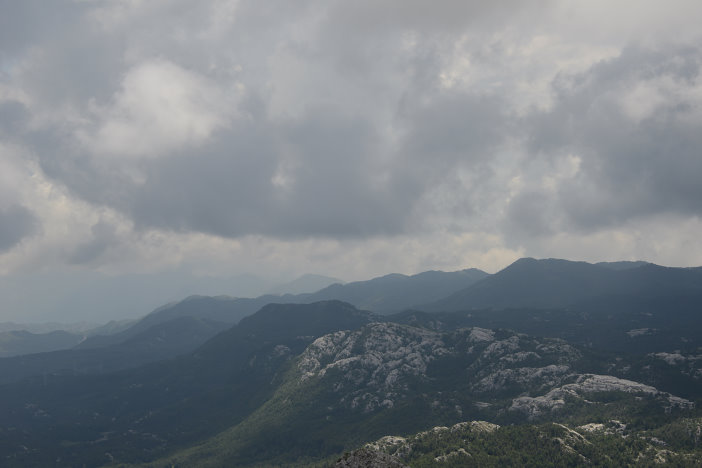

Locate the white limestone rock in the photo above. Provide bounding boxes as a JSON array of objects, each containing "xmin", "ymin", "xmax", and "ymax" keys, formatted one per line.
[
  {"xmin": 472, "ymin": 364, "xmax": 572, "ymax": 393},
  {"xmin": 510, "ymin": 374, "xmax": 694, "ymax": 418}
]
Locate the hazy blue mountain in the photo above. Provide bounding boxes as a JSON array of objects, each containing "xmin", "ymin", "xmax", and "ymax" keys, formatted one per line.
[
  {"xmin": 267, "ymin": 273, "xmax": 343, "ymax": 295},
  {"xmin": 84, "ymin": 318, "xmax": 136, "ymax": 336},
  {"xmin": 426, "ymin": 258, "xmax": 702, "ymax": 311},
  {"xmin": 2, "ymin": 261, "xmax": 702, "ymax": 466},
  {"xmin": 0, "ymin": 329, "xmax": 83, "ymax": 358},
  {"xmin": 0, "ymin": 315, "xmax": 228, "ymax": 385},
  {"xmin": 75, "ymin": 294, "xmax": 297, "ymax": 349},
  {"xmin": 0, "ymin": 270, "xmax": 273, "ymax": 324},
  {"xmin": 0, "ymin": 321, "xmax": 99, "ymax": 334},
  {"xmin": 306, "ymin": 268, "xmax": 488, "ymax": 313},
  {"xmin": 0, "ymin": 320, "xmax": 135, "ymax": 359},
  {"xmin": 77, "ymin": 267, "xmax": 487, "ymax": 351}
]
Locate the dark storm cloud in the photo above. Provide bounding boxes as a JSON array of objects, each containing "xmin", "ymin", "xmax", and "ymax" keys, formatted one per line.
[{"xmin": 0, "ymin": 204, "xmax": 37, "ymax": 252}]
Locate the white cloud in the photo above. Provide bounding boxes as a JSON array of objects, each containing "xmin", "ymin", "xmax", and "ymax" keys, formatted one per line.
[{"xmin": 79, "ymin": 59, "xmax": 239, "ymax": 158}]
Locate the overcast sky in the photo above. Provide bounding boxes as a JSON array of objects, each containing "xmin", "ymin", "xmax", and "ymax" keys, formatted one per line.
[{"xmin": 2, "ymin": 0, "xmax": 702, "ymax": 322}]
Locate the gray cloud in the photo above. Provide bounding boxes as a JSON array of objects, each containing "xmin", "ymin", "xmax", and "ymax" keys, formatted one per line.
[
  {"xmin": 74, "ymin": 105, "xmax": 417, "ymax": 238},
  {"xmin": 28, "ymin": 78, "xmax": 514, "ymax": 240},
  {"xmin": 521, "ymin": 46, "xmax": 702, "ymax": 234},
  {"xmin": 1, "ymin": 0, "xmax": 701, "ymax": 273},
  {"xmin": 400, "ymin": 93, "xmax": 509, "ymax": 170},
  {"xmin": 0, "ymin": 204, "xmax": 37, "ymax": 252},
  {"xmin": 0, "ymin": 100, "xmax": 29, "ymax": 137},
  {"xmin": 322, "ymin": 0, "xmax": 547, "ymax": 37},
  {"xmin": 68, "ymin": 221, "xmax": 119, "ymax": 265},
  {"xmin": 0, "ymin": 0, "xmax": 85, "ymax": 54},
  {"xmin": 5, "ymin": 0, "xmax": 512, "ymax": 241},
  {"xmin": 504, "ymin": 190, "xmax": 558, "ymax": 239},
  {"xmin": 1, "ymin": 1, "xmax": 122, "ymax": 108},
  {"xmin": 12, "ymin": 2, "xmax": 697, "ymax": 246}
]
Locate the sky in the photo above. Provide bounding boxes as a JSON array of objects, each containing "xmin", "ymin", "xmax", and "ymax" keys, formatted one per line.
[{"xmin": 1, "ymin": 0, "xmax": 702, "ymax": 323}]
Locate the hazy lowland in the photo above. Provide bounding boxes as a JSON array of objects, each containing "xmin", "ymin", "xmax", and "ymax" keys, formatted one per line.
[{"xmin": 2, "ymin": 258, "xmax": 702, "ymax": 466}]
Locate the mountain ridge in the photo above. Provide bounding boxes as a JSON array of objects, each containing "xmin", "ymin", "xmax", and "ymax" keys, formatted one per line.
[
  {"xmin": 425, "ymin": 257, "xmax": 702, "ymax": 311},
  {"xmin": 2, "ymin": 258, "xmax": 702, "ymax": 466}
]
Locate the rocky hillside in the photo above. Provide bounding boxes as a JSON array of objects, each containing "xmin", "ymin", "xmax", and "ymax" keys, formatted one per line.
[
  {"xmin": 158, "ymin": 322, "xmax": 696, "ymax": 467},
  {"xmin": 355, "ymin": 418, "xmax": 702, "ymax": 467}
]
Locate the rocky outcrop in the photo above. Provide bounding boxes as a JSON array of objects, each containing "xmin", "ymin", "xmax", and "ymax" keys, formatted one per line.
[
  {"xmin": 295, "ymin": 322, "xmax": 693, "ymax": 425},
  {"xmin": 299, "ymin": 322, "xmax": 446, "ymax": 385},
  {"xmin": 365, "ymin": 420, "xmax": 499, "ymax": 459},
  {"xmin": 511, "ymin": 374, "xmax": 694, "ymax": 418},
  {"xmin": 298, "ymin": 323, "xmax": 585, "ymax": 413},
  {"xmin": 471, "ymin": 364, "xmax": 572, "ymax": 393},
  {"xmin": 298, "ymin": 322, "xmax": 449, "ymax": 411},
  {"xmin": 334, "ymin": 448, "xmax": 408, "ymax": 467}
]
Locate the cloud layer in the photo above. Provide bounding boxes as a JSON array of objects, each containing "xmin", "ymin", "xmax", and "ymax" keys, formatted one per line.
[{"xmin": 1, "ymin": 0, "xmax": 702, "ymax": 320}]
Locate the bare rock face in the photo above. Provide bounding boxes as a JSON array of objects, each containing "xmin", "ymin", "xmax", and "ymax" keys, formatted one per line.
[
  {"xmin": 296, "ymin": 323, "xmax": 586, "ymax": 414},
  {"xmin": 294, "ymin": 321, "xmax": 692, "ymax": 428},
  {"xmin": 298, "ymin": 322, "xmax": 450, "ymax": 412},
  {"xmin": 510, "ymin": 374, "xmax": 694, "ymax": 418},
  {"xmin": 334, "ymin": 448, "xmax": 408, "ymax": 468},
  {"xmin": 363, "ymin": 421, "xmax": 500, "ymax": 464}
]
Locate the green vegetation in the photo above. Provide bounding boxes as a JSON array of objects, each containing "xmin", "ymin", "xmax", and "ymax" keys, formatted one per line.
[
  {"xmin": 359, "ymin": 420, "xmax": 702, "ymax": 467},
  {"xmin": 3, "ymin": 259, "xmax": 702, "ymax": 466}
]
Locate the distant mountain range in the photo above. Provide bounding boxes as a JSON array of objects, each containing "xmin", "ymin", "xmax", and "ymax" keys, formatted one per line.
[
  {"xmin": 5, "ymin": 258, "xmax": 702, "ymax": 379},
  {"xmin": 2, "ymin": 258, "xmax": 702, "ymax": 466},
  {"xmin": 2, "ymin": 297, "xmax": 700, "ymax": 466},
  {"xmin": 266, "ymin": 273, "xmax": 343, "ymax": 295},
  {"xmin": 425, "ymin": 257, "xmax": 702, "ymax": 312},
  {"xmin": 304, "ymin": 268, "xmax": 488, "ymax": 312},
  {"xmin": 0, "ymin": 329, "xmax": 83, "ymax": 358},
  {"xmin": 0, "ymin": 301, "xmax": 375, "ymax": 466}
]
